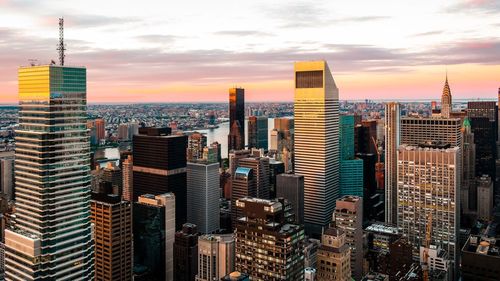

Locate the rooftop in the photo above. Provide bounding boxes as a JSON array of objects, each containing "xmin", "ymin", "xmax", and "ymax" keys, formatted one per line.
[{"xmin": 463, "ymin": 235, "xmax": 500, "ymax": 258}]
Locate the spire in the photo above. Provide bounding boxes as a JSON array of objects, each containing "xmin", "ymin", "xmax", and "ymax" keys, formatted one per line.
[{"xmin": 441, "ymin": 71, "xmax": 452, "ymax": 118}]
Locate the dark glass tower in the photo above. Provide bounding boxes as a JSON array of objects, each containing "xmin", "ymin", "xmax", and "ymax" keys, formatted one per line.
[
  {"xmin": 132, "ymin": 127, "xmax": 187, "ymax": 229},
  {"xmin": 228, "ymin": 88, "xmax": 245, "ymax": 152},
  {"xmin": 248, "ymin": 116, "xmax": 268, "ymax": 150}
]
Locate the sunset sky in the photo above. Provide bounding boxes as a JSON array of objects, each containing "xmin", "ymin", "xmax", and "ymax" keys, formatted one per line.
[{"xmin": 0, "ymin": 0, "xmax": 499, "ymax": 103}]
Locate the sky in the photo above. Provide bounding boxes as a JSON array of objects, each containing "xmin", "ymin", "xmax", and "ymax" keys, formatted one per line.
[{"xmin": 0, "ymin": 0, "xmax": 499, "ymax": 103}]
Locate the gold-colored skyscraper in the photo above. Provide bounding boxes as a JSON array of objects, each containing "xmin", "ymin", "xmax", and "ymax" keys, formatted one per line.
[{"xmin": 294, "ymin": 61, "xmax": 339, "ymax": 236}]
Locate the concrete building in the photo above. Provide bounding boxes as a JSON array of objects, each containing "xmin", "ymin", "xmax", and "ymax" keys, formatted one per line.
[
  {"xmin": 195, "ymin": 234, "xmax": 235, "ymax": 281},
  {"xmin": 187, "ymin": 132, "xmax": 207, "ymax": 161},
  {"xmin": 316, "ymin": 227, "xmax": 351, "ymax": 281},
  {"xmin": 187, "ymin": 161, "xmax": 220, "ymax": 233},
  {"xmin": 133, "ymin": 193, "xmax": 175, "ymax": 281},
  {"xmin": 304, "ymin": 267, "xmax": 316, "ymax": 281},
  {"xmin": 384, "ymin": 102, "xmax": 400, "ymax": 225},
  {"xmin": 294, "ymin": 60, "xmax": 340, "ymax": 236},
  {"xmin": 461, "ymin": 235, "xmax": 500, "ymax": 281},
  {"xmin": 276, "ymin": 173, "xmax": 304, "ymax": 224},
  {"xmin": 173, "ymin": 223, "xmax": 198, "ymax": 281},
  {"xmin": 334, "ymin": 196, "xmax": 363, "ymax": 280},
  {"xmin": 0, "ymin": 151, "xmax": 14, "ymax": 200},
  {"xmin": 234, "ymin": 197, "xmax": 304, "ymax": 280},
  {"xmin": 397, "ymin": 145, "xmax": 460, "ymax": 268},
  {"xmin": 122, "ymin": 155, "xmax": 133, "ymax": 201},
  {"xmin": 91, "ymin": 193, "xmax": 132, "ymax": 281},
  {"xmin": 477, "ymin": 175, "xmax": 493, "ymax": 221}
]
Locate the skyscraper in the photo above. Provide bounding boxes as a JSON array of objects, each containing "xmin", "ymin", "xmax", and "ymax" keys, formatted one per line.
[
  {"xmin": 133, "ymin": 193, "xmax": 176, "ymax": 281},
  {"xmin": 133, "ymin": 127, "xmax": 187, "ymax": 229},
  {"xmin": 234, "ymin": 197, "xmax": 305, "ymax": 280},
  {"xmin": 339, "ymin": 115, "xmax": 364, "ymax": 197},
  {"xmin": 400, "ymin": 116, "xmax": 462, "ymax": 148},
  {"xmin": 173, "ymin": 223, "xmax": 198, "ymax": 281},
  {"xmin": 247, "ymin": 116, "xmax": 268, "ymax": 150},
  {"xmin": 195, "ymin": 234, "xmax": 235, "ymax": 281},
  {"xmin": 5, "ymin": 64, "xmax": 95, "ymax": 280},
  {"xmin": 462, "ymin": 118, "xmax": 476, "ymax": 213},
  {"xmin": 228, "ymin": 88, "xmax": 245, "ymax": 152},
  {"xmin": 237, "ymin": 157, "xmax": 270, "ymax": 199},
  {"xmin": 95, "ymin": 118, "xmax": 106, "ymax": 142},
  {"xmin": 231, "ymin": 167, "xmax": 256, "ymax": 224},
  {"xmin": 91, "ymin": 193, "xmax": 132, "ymax": 281},
  {"xmin": 276, "ymin": 173, "xmax": 304, "ymax": 224},
  {"xmin": 441, "ymin": 75, "xmax": 452, "ymax": 118},
  {"xmin": 397, "ymin": 145, "xmax": 459, "ymax": 267},
  {"xmin": 0, "ymin": 151, "xmax": 14, "ymax": 200},
  {"xmin": 187, "ymin": 161, "xmax": 220, "ymax": 233},
  {"xmin": 316, "ymin": 227, "xmax": 351, "ymax": 281},
  {"xmin": 334, "ymin": 196, "xmax": 364, "ymax": 280},
  {"xmin": 187, "ymin": 132, "xmax": 207, "ymax": 161},
  {"xmin": 122, "ymin": 155, "xmax": 133, "ymax": 202},
  {"xmin": 294, "ymin": 60, "xmax": 339, "ymax": 236},
  {"xmin": 477, "ymin": 175, "xmax": 493, "ymax": 221},
  {"xmin": 384, "ymin": 102, "xmax": 400, "ymax": 225}
]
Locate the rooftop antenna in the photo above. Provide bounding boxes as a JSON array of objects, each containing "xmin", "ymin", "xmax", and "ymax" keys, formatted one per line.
[{"xmin": 57, "ymin": 17, "xmax": 66, "ymax": 66}]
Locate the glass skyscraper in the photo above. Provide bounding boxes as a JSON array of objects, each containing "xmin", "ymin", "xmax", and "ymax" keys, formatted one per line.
[
  {"xmin": 5, "ymin": 65, "xmax": 94, "ymax": 280},
  {"xmin": 339, "ymin": 115, "xmax": 363, "ymax": 197}
]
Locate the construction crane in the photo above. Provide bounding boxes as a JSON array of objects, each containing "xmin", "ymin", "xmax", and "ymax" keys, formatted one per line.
[{"xmin": 422, "ymin": 212, "xmax": 433, "ymax": 281}]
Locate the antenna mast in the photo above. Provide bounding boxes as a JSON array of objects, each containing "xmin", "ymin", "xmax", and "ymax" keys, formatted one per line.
[{"xmin": 57, "ymin": 17, "xmax": 66, "ymax": 66}]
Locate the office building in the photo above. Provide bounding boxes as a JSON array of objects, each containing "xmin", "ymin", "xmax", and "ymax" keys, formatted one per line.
[
  {"xmin": 340, "ymin": 160, "xmax": 364, "ymax": 197},
  {"xmin": 118, "ymin": 123, "xmax": 129, "ymax": 140},
  {"xmin": 356, "ymin": 120, "xmax": 378, "ymax": 154},
  {"xmin": 248, "ymin": 116, "xmax": 268, "ymax": 150},
  {"xmin": 228, "ymin": 149, "xmax": 251, "ymax": 176},
  {"xmin": 230, "ymin": 167, "xmax": 256, "ymax": 224},
  {"xmin": 276, "ymin": 173, "xmax": 304, "ymax": 224},
  {"xmin": 133, "ymin": 127, "xmax": 187, "ymax": 229},
  {"xmin": 91, "ymin": 193, "xmax": 132, "ymax": 281},
  {"xmin": 122, "ymin": 155, "xmax": 133, "ymax": 201},
  {"xmin": 400, "ymin": 116, "xmax": 462, "ymax": 148},
  {"xmin": 101, "ymin": 161, "xmax": 122, "ymax": 195},
  {"xmin": 0, "ymin": 151, "xmax": 14, "ymax": 200},
  {"xmin": 228, "ymin": 88, "xmax": 245, "ymax": 152},
  {"xmin": 237, "ymin": 157, "xmax": 270, "ymax": 199},
  {"xmin": 462, "ymin": 118, "xmax": 476, "ymax": 212},
  {"xmin": 187, "ymin": 161, "xmax": 220, "ymax": 233},
  {"xmin": 221, "ymin": 272, "xmax": 250, "ymax": 281},
  {"xmin": 477, "ymin": 175, "xmax": 493, "ymax": 221},
  {"xmin": 461, "ymin": 235, "xmax": 500, "ymax": 281},
  {"xmin": 397, "ymin": 145, "xmax": 459, "ymax": 266},
  {"xmin": 441, "ymin": 75, "xmax": 452, "ymax": 118},
  {"xmin": 187, "ymin": 132, "xmax": 207, "ymax": 161},
  {"xmin": 133, "ymin": 193, "xmax": 175, "ymax": 281},
  {"xmin": 268, "ymin": 159, "xmax": 284, "ymax": 198},
  {"xmin": 173, "ymin": 223, "xmax": 198, "ymax": 281},
  {"xmin": 334, "ymin": 196, "xmax": 363, "ymax": 280},
  {"xmin": 468, "ymin": 115, "xmax": 497, "ymax": 180},
  {"xmin": 95, "ymin": 118, "xmax": 105, "ymax": 142},
  {"xmin": 273, "ymin": 117, "xmax": 294, "ymax": 152},
  {"xmin": 294, "ymin": 60, "xmax": 339, "ymax": 236},
  {"xmin": 365, "ymin": 224, "xmax": 400, "ymax": 271},
  {"xmin": 234, "ymin": 197, "xmax": 305, "ymax": 280},
  {"xmin": 203, "ymin": 141, "xmax": 221, "ymax": 164},
  {"xmin": 384, "ymin": 102, "xmax": 400, "ymax": 225},
  {"xmin": 316, "ymin": 227, "xmax": 351, "ymax": 281},
  {"xmin": 5, "ymin": 64, "xmax": 94, "ymax": 280},
  {"xmin": 196, "ymin": 234, "xmax": 235, "ymax": 281}
]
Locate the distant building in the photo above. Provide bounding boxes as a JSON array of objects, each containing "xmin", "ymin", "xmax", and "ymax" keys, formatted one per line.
[
  {"xmin": 340, "ymin": 115, "xmax": 364, "ymax": 197},
  {"xmin": 91, "ymin": 193, "xmax": 132, "ymax": 281},
  {"xmin": 477, "ymin": 175, "xmax": 493, "ymax": 221},
  {"xmin": 294, "ymin": 60, "xmax": 339, "ymax": 236},
  {"xmin": 234, "ymin": 197, "xmax": 305, "ymax": 280},
  {"xmin": 133, "ymin": 193, "xmax": 176, "ymax": 281},
  {"xmin": 441, "ymin": 75, "xmax": 452, "ymax": 118},
  {"xmin": 231, "ymin": 167, "xmax": 256, "ymax": 224},
  {"xmin": 228, "ymin": 88, "xmax": 245, "ymax": 152},
  {"xmin": 187, "ymin": 161, "xmax": 220, "ymax": 233},
  {"xmin": 133, "ymin": 127, "xmax": 187, "ymax": 230},
  {"xmin": 188, "ymin": 132, "xmax": 207, "ymax": 161},
  {"xmin": 173, "ymin": 223, "xmax": 198, "ymax": 281},
  {"xmin": 276, "ymin": 173, "xmax": 304, "ymax": 224},
  {"xmin": 248, "ymin": 116, "xmax": 268, "ymax": 150},
  {"xmin": 95, "ymin": 118, "xmax": 106, "ymax": 141},
  {"xmin": 0, "ymin": 151, "xmax": 14, "ymax": 200},
  {"xmin": 462, "ymin": 117, "xmax": 476, "ymax": 213},
  {"xmin": 237, "ymin": 157, "xmax": 270, "ymax": 199},
  {"xmin": 196, "ymin": 234, "xmax": 235, "ymax": 281},
  {"xmin": 316, "ymin": 227, "xmax": 351, "ymax": 281},
  {"xmin": 269, "ymin": 159, "xmax": 285, "ymax": 198},
  {"xmin": 400, "ymin": 116, "xmax": 462, "ymax": 148},
  {"xmin": 118, "ymin": 123, "xmax": 129, "ymax": 140},
  {"xmin": 461, "ymin": 235, "xmax": 500, "ymax": 281},
  {"xmin": 122, "ymin": 155, "xmax": 133, "ymax": 201},
  {"xmin": 334, "ymin": 196, "xmax": 363, "ymax": 280},
  {"xmin": 384, "ymin": 102, "xmax": 400, "ymax": 225}
]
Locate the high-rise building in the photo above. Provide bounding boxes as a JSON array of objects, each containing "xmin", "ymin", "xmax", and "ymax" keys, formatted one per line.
[
  {"xmin": 122, "ymin": 155, "xmax": 133, "ymax": 202},
  {"xmin": 234, "ymin": 197, "xmax": 305, "ymax": 280},
  {"xmin": 468, "ymin": 111, "xmax": 497, "ymax": 180},
  {"xmin": 187, "ymin": 132, "xmax": 207, "ymax": 161},
  {"xmin": 118, "ymin": 123, "xmax": 129, "ymax": 140},
  {"xmin": 133, "ymin": 127, "xmax": 187, "ymax": 230},
  {"xmin": 5, "ymin": 64, "xmax": 95, "ymax": 280},
  {"xmin": 173, "ymin": 223, "xmax": 198, "ymax": 281},
  {"xmin": 400, "ymin": 116, "xmax": 462, "ymax": 148},
  {"xmin": 91, "ymin": 193, "xmax": 132, "ymax": 281},
  {"xmin": 462, "ymin": 118, "xmax": 476, "ymax": 213},
  {"xmin": 195, "ymin": 234, "xmax": 235, "ymax": 281},
  {"xmin": 461, "ymin": 235, "xmax": 500, "ymax": 281},
  {"xmin": 237, "ymin": 157, "xmax": 270, "ymax": 199},
  {"xmin": 316, "ymin": 227, "xmax": 351, "ymax": 281},
  {"xmin": 334, "ymin": 196, "xmax": 363, "ymax": 280},
  {"xmin": 228, "ymin": 149, "xmax": 251, "ymax": 176},
  {"xmin": 133, "ymin": 193, "xmax": 175, "ymax": 281},
  {"xmin": 340, "ymin": 115, "xmax": 364, "ymax": 197},
  {"xmin": 441, "ymin": 75, "xmax": 452, "ymax": 118},
  {"xmin": 187, "ymin": 161, "xmax": 220, "ymax": 233},
  {"xmin": 268, "ymin": 159, "xmax": 284, "ymax": 198},
  {"xmin": 356, "ymin": 120, "xmax": 378, "ymax": 154},
  {"xmin": 477, "ymin": 175, "xmax": 493, "ymax": 221},
  {"xmin": 228, "ymin": 88, "xmax": 245, "ymax": 152},
  {"xmin": 274, "ymin": 117, "xmax": 294, "ymax": 152},
  {"xmin": 231, "ymin": 167, "xmax": 256, "ymax": 224},
  {"xmin": 248, "ymin": 116, "xmax": 268, "ymax": 150},
  {"xmin": 101, "ymin": 161, "xmax": 122, "ymax": 195},
  {"xmin": 294, "ymin": 60, "xmax": 339, "ymax": 236},
  {"xmin": 397, "ymin": 145, "xmax": 459, "ymax": 267},
  {"xmin": 95, "ymin": 118, "xmax": 106, "ymax": 141},
  {"xmin": 276, "ymin": 173, "xmax": 304, "ymax": 224},
  {"xmin": 0, "ymin": 151, "xmax": 14, "ymax": 200},
  {"xmin": 384, "ymin": 102, "xmax": 400, "ymax": 225}
]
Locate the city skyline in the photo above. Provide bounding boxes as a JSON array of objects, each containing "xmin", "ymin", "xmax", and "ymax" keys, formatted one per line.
[{"xmin": 0, "ymin": 0, "xmax": 499, "ymax": 104}]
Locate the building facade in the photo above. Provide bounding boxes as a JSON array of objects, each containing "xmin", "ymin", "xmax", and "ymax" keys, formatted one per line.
[
  {"xmin": 316, "ymin": 227, "xmax": 351, "ymax": 281},
  {"xmin": 173, "ymin": 223, "xmax": 198, "ymax": 281},
  {"xmin": 195, "ymin": 234, "xmax": 235, "ymax": 281},
  {"xmin": 228, "ymin": 88, "xmax": 245, "ymax": 152},
  {"xmin": 248, "ymin": 116, "xmax": 268, "ymax": 150},
  {"xmin": 276, "ymin": 173, "xmax": 304, "ymax": 224},
  {"xmin": 384, "ymin": 102, "xmax": 400, "ymax": 225}
]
